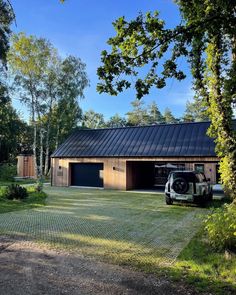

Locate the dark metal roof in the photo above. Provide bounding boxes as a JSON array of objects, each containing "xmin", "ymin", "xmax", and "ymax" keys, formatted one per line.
[{"xmin": 51, "ymin": 121, "xmax": 236, "ymax": 158}]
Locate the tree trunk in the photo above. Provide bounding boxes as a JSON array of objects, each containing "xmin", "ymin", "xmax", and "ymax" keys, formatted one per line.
[
  {"xmin": 44, "ymin": 122, "xmax": 50, "ymax": 176},
  {"xmin": 44, "ymin": 96, "xmax": 53, "ymax": 176},
  {"xmin": 39, "ymin": 126, "xmax": 44, "ymax": 177},
  {"xmin": 32, "ymin": 105, "xmax": 38, "ymax": 179}
]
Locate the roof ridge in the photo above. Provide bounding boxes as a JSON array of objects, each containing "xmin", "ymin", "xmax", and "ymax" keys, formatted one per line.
[{"xmin": 76, "ymin": 120, "xmax": 212, "ymax": 132}]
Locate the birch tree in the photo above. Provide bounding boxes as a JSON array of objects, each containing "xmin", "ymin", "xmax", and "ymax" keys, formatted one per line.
[{"xmin": 7, "ymin": 33, "xmax": 57, "ymax": 178}]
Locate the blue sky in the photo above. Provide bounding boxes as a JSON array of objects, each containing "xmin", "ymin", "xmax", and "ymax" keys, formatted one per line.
[{"xmin": 11, "ymin": 0, "xmax": 193, "ymax": 121}]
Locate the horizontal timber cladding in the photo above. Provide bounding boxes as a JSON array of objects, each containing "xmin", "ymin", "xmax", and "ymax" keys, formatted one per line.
[
  {"xmin": 51, "ymin": 157, "xmax": 127, "ymax": 189},
  {"xmin": 51, "ymin": 156, "xmax": 219, "ymax": 189}
]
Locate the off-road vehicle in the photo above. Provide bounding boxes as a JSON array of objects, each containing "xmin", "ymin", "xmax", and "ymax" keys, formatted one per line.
[{"xmin": 165, "ymin": 171, "xmax": 213, "ymax": 205}]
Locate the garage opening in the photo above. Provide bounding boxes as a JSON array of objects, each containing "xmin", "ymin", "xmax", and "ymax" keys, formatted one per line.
[
  {"xmin": 70, "ymin": 163, "xmax": 104, "ymax": 187},
  {"xmin": 126, "ymin": 161, "xmax": 185, "ymax": 190}
]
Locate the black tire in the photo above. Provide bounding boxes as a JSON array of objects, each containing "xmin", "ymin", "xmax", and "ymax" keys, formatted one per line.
[
  {"xmin": 198, "ymin": 193, "xmax": 207, "ymax": 207},
  {"xmin": 166, "ymin": 195, "xmax": 173, "ymax": 205},
  {"xmin": 172, "ymin": 177, "xmax": 189, "ymax": 194},
  {"xmin": 208, "ymin": 190, "xmax": 213, "ymax": 201}
]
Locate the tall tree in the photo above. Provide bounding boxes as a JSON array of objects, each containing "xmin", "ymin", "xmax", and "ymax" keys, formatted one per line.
[
  {"xmin": 163, "ymin": 108, "xmax": 178, "ymax": 123},
  {"xmin": 82, "ymin": 110, "xmax": 105, "ymax": 129},
  {"xmin": 7, "ymin": 33, "xmax": 57, "ymax": 177},
  {"xmin": 43, "ymin": 55, "xmax": 88, "ymax": 175},
  {"xmin": 97, "ymin": 1, "xmax": 236, "ymax": 200},
  {"xmin": 126, "ymin": 100, "xmax": 149, "ymax": 126},
  {"xmin": 182, "ymin": 97, "xmax": 209, "ymax": 122},
  {"xmin": 105, "ymin": 113, "xmax": 127, "ymax": 128},
  {"xmin": 54, "ymin": 56, "xmax": 89, "ymax": 146},
  {"xmin": 147, "ymin": 101, "xmax": 164, "ymax": 124},
  {"xmin": 0, "ymin": 86, "xmax": 27, "ymax": 163}
]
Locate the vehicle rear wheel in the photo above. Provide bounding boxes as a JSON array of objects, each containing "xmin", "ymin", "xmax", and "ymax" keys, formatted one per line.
[{"xmin": 166, "ymin": 195, "xmax": 173, "ymax": 205}]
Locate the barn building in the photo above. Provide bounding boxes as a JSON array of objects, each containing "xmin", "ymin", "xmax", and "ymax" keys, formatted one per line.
[{"xmin": 50, "ymin": 121, "xmax": 235, "ymax": 190}]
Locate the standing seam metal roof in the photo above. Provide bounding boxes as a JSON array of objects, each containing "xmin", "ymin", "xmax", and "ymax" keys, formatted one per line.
[
  {"xmin": 52, "ymin": 122, "xmax": 219, "ymax": 158},
  {"xmin": 51, "ymin": 121, "xmax": 236, "ymax": 158}
]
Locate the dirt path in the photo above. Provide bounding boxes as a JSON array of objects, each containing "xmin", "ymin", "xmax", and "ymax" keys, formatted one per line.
[{"xmin": 0, "ymin": 236, "xmax": 201, "ymax": 295}]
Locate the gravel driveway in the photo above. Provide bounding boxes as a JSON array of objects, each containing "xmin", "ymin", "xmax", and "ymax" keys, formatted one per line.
[{"xmin": 0, "ymin": 235, "xmax": 203, "ymax": 295}]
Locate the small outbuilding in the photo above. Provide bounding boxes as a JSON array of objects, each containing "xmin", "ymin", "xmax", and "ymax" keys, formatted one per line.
[
  {"xmin": 17, "ymin": 154, "xmax": 35, "ymax": 178},
  {"xmin": 51, "ymin": 121, "xmax": 235, "ymax": 190}
]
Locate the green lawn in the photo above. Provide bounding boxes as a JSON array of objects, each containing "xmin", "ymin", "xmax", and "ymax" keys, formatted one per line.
[
  {"xmin": 0, "ymin": 178, "xmax": 49, "ymax": 186},
  {"xmin": 0, "ymin": 186, "xmax": 235, "ymax": 294},
  {"xmin": 0, "ymin": 185, "xmax": 47, "ymax": 213}
]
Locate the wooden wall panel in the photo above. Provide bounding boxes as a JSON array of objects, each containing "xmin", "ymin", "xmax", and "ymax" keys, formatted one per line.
[
  {"xmin": 17, "ymin": 155, "xmax": 35, "ymax": 178},
  {"xmin": 51, "ymin": 156, "xmax": 219, "ymax": 188}
]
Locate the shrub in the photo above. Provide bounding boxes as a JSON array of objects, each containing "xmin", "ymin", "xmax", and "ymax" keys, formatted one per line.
[
  {"xmin": 204, "ymin": 203, "xmax": 236, "ymax": 251},
  {"xmin": 26, "ymin": 185, "xmax": 37, "ymax": 193},
  {"xmin": 29, "ymin": 191, "xmax": 47, "ymax": 201},
  {"xmin": 0, "ymin": 187, "xmax": 7, "ymax": 199},
  {"xmin": 35, "ymin": 178, "xmax": 44, "ymax": 192},
  {"xmin": 0, "ymin": 164, "xmax": 17, "ymax": 181},
  {"xmin": 5, "ymin": 184, "xmax": 28, "ymax": 200}
]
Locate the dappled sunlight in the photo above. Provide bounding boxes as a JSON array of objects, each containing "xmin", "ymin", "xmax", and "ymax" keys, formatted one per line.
[
  {"xmin": 84, "ymin": 214, "xmax": 113, "ymax": 221},
  {"xmin": 0, "ymin": 186, "xmax": 208, "ymax": 272}
]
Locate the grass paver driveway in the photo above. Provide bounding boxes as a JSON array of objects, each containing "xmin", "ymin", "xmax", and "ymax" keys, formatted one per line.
[{"xmin": 0, "ymin": 186, "xmax": 208, "ymax": 270}]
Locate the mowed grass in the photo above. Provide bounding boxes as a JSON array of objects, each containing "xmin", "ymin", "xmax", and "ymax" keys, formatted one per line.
[
  {"xmin": 0, "ymin": 186, "xmax": 207, "ymax": 266},
  {"xmin": 0, "ymin": 186, "xmax": 47, "ymax": 214},
  {"xmin": 0, "ymin": 186, "xmax": 235, "ymax": 294}
]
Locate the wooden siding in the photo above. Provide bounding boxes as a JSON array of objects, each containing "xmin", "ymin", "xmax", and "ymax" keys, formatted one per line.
[
  {"xmin": 17, "ymin": 155, "xmax": 35, "ymax": 178},
  {"xmin": 51, "ymin": 156, "xmax": 219, "ymax": 189}
]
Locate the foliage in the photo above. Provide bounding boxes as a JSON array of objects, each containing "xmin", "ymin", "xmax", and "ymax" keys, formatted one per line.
[
  {"xmin": 127, "ymin": 100, "xmax": 176, "ymax": 126},
  {"xmin": 163, "ymin": 107, "xmax": 178, "ymax": 123},
  {"xmin": 0, "ymin": 84, "xmax": 28, "ymax": 163},
  {"xmin": 51, "ymin": 56, "xmax": 89, "ymax": 144},
  {"xmin": 204, "ymin": 204, "xmax": 236, "ymax": 251},
  {"xmin": 0, "ymin": 186, "xmax": 7, "ymax": 199},
  {"xmin": 82, "ymin": 109, "xmax": 105, "ymax": 129},
  {"xmin": 0, "ymin": 0, "xmax": 14, "ymax": 67},
  {"xmin": 5, "ymin": 184, "xmax": 28, "ymax": 200},
  {"xmin": 8, "ymin": 33, "xmax": 89, "ymax": 176},
  {"xmin": 0, "ymin": 186, "xmax": 47, "ymax": 214},
  {"xmin": 174, "ymin": 228, "xmax": 236, "ymax": 294},
  {"xmin": 147, "ymin": 101, "xmax": 164, "ymax": 124},
  {"xmin": 105, "ymin": 113, "xmax": 127, "ymax": 128},
  {"xmin": 0, "ymin": 163, "xmax": 16, "ymax": 181},
  {"xmin": 35, "ymin": 177, "xmax": 44, "ymax": 192},
  {"xmin": 126, "ymin": 99, "xmax": 150, "ymax": 126},
  {"xmin": 7, "ymin": 32, "xmax": 57, "ymax": 177},
  {"xmin": 182, "ymin": 97, "xmax": 209, "ymax": 122},
  {"xmin": 97, "ymin": 1, "xmax": 236, "ymax": 199}
]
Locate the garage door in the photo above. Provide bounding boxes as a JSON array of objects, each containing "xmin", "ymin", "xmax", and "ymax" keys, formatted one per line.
[{"xmin": 71, "ymin": 163, "xmax": 104, "ymax": 187}]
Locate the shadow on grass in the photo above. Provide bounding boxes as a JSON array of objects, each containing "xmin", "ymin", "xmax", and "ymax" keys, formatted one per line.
[
  {"xmin": 0, "ymin": 187, "xmax": 234, "ymax": 294},
  {"xmin": 0, "ymin": 235, "xmax": 187, "ymax": 295}
]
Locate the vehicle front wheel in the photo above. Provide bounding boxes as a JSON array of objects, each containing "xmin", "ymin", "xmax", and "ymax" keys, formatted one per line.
[{"xmin": 166, "ymin": 195, "xmax": 173, "ymax": 205}]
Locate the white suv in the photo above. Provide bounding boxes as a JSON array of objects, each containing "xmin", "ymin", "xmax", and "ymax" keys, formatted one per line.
[{"xmin": 165, "ymin": 171, "xmax": 213, "ymax": 206}]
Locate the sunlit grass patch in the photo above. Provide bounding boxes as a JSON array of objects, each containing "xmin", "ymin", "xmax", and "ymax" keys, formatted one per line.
[
  {"xmin": 170, "ymin": 230, "xmax": 236, "ymax": 294},
  {"xmin": 1, "ymin": 186, "xmax": 232, "ymax": 293}
]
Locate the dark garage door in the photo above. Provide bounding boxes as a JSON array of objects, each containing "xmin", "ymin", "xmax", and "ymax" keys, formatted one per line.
[{"xmin": 71, "ymin": 163, "xmax": 104, "ymax": 187}]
